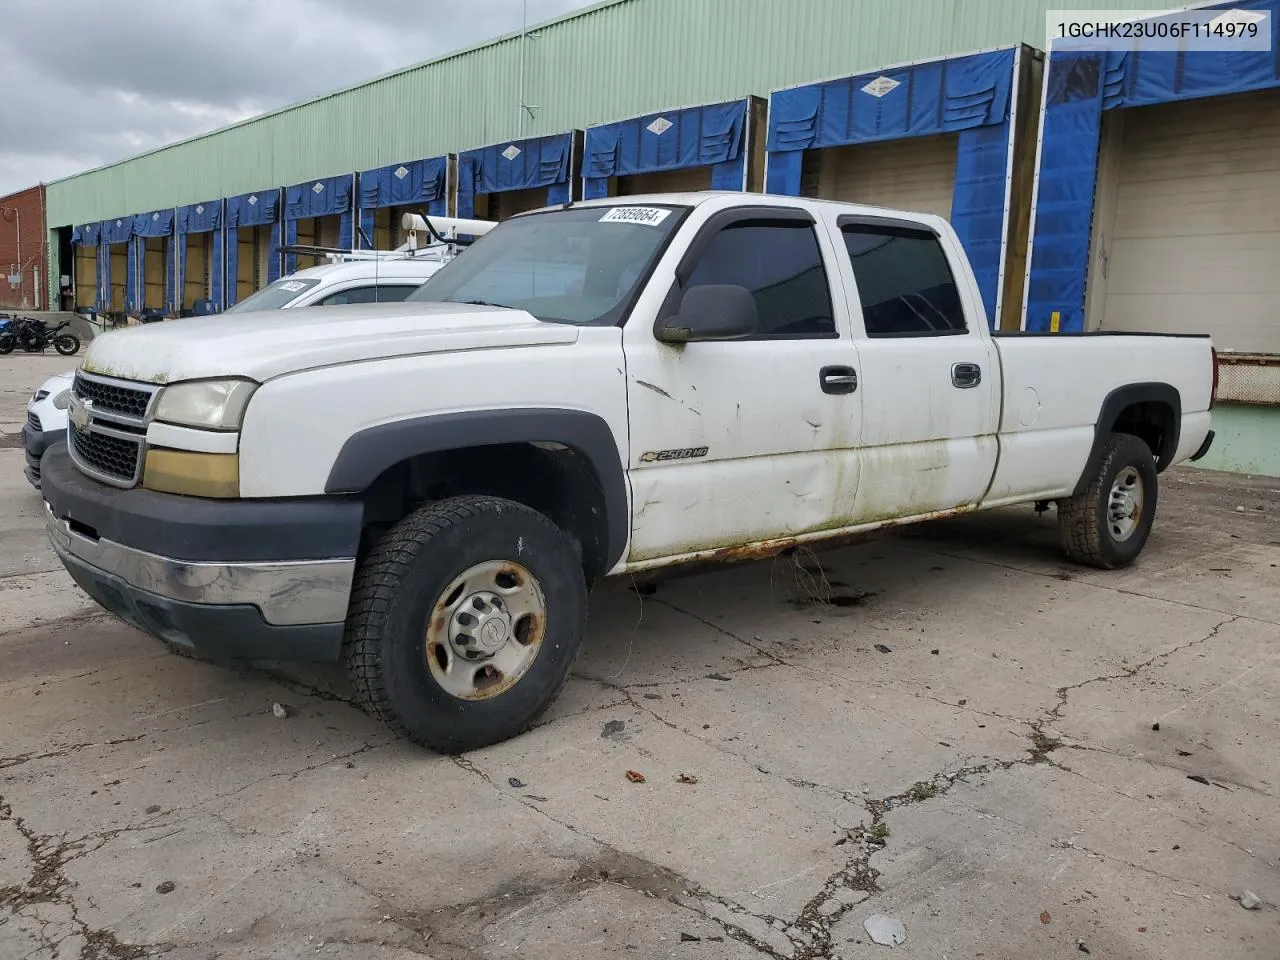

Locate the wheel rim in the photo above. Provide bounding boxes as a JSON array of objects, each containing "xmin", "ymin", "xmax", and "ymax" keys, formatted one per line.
[
  {"xmin": 425, "ymin": 560, "xmax": 546, "ymax": 701},
  {"xmin": 1107, "ymin": 466, "xmax": 1144, "ymax": 542}
]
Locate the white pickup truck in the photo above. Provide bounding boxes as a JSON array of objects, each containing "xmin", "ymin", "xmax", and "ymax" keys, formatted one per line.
[{"xmin": 40, "ymin": 192, "xmax": 1217, "ymax": 752}]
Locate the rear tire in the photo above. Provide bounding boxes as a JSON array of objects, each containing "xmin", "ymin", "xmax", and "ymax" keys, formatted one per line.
[
  {"xmin": 54, "ymin": 335, "xmax": 80, "ymax": 356},
  {"xmin": 343, "ymin": 495, "xmax": 586, "ymax": 753},
  {"xmin": 1058, "ymin": 433, "xmax": 1158, "ymax": 569}
]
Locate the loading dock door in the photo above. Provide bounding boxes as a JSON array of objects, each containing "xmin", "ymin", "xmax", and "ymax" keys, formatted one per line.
[
  {"xmin": 806, "ymin": 133, "xmax": 959, "ymax": 219},
  {"xmin": 184, "ymin": 234, "xmax": 209, "ymax": 309},
  {"xmin": 237, "ymin": 227, "xmax": 271, "ymax": 304},
  {"xmin": 372, "ymin": 207, "xmax": 413, "ymax": 250},
  {"xmin": 1096, "ymin": 89, "xmax": 1280, "ymax": 353},
  {"xmin": 618, "ymin": 166, "xmax": 712, "ymax": 195},
  {"xmin": 109, "ymin": 245, "xmax": 127, "ymax": 313},
  {"xmin": 74, "ymin": 247, "xmax": 96, "ymax": 310},
  {"xmin": 144, "ymin": 239, "xmax": 165, "ymax": 309},
  {"xmin": 486, "ymin": 188, "xmax": 552, "ymax": 221}
]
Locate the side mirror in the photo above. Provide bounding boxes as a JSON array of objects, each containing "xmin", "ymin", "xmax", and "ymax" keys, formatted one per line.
[{"xmin": 655, "ymin": 284, "xmax": 759, "ymax": 344}]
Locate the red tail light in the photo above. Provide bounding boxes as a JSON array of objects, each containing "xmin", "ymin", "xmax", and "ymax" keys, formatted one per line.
[{"xmin": 1210, "ymin": 346, "xmax": 1219, "ymax": 410}]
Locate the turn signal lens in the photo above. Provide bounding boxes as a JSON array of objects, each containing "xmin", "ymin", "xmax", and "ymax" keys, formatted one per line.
[{"xmin": 142, "ymin": 449, "xmax": 239, "ymax": 498}]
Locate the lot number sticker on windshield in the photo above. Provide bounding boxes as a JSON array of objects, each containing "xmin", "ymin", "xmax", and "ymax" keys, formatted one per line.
[
  {"xmin": 279, "ymin": 281, "xmax": 307, "ymax": 291},
  {"xmin": 599, "ymin": 207, "xmax": 672, "ymax": 227}
]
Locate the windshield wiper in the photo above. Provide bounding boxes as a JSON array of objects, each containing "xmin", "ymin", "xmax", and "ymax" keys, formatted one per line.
[{"xmin": 457, "ymin": 298, "xmax": 512, "ymax": 310}]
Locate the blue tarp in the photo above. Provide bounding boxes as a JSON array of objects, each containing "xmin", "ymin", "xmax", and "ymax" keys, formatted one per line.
[
  {"xmin": 175, "ymin": 201, "xmax": 223, "ymax": 313},
  {"xmin": 583, "ymin": 99, "xmax": 748, "ymax": 199},
  {"xmin": 97, "ymin": 243, "xmax": 110, "ymax": 315},
  {"xmin": 285, "ymin": 174, "xmax": 354, "ymax": 220},
  {"xmin": 1025, "ymin": 0, "xmax": 1280, "ymax": 331},
  {"xmin": 133, "ymin": 208, "xmax": 173, "ymax": 238},
  {"xmin": 71, "ymin": 222, "xmax": 100, "ymax": 246},
  {"xmin": 283, "ymin": 174, "xmax": 354, "ymax": 273},
  {"xmin": 457, "ymin": 132, "xmax": 574, "ymax": 219},
  {"xmin": 766, "ymin": 47, "xmax": 1018, "ymax": 326},
  {"xmin": 128, "ymin": 209, "xmax": 174, "ymax": 314},
  {"xmin": 177, "ymin": 200, "xmax": 222, "ymax": 235},
  {"xmin": 226, "ymin": 190, "xmax": 280, "ymax": 228},
  {"xmin": 101, "ymin": 216, "xmax": 135, "ymax": 245},
  {"xmin": 357, "ymin": 156, "xmax": 448, "ymax": 248},
  {"xmin": 225, "ymin": 189, "xmax": 283, "ymax": 302}
]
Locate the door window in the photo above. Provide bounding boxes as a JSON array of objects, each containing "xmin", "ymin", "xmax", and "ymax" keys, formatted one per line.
[
  {"xmin": 681, "ymin": 220, "xmax": 835, "ymax": 339},
  {"xmin": 316, "ymin": 284, "xmax": 420, "ymax": 306},
  {"xmin": 841, "ymin": 224, "xmax": 967, "ymax": 337}
]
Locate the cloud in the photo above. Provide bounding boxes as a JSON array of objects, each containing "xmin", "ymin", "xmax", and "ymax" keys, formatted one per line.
[{"xmin": 0, "ymin": 0, "xmax": 592, "ymax": 196}]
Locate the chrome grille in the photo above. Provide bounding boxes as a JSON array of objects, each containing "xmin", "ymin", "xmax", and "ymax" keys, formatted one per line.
[
  {"xmin": 72, "ymin": 428, "xmax": 141, "ymax": 483},
  {"xmin": 68, "ymin": 371, "xmax": 160, "ymax": 488},
  {"xmin": 73, "ymin": 372, "xmax": 154, "ymax": 419},
  {"xmin": 27, "ymin": 411, "xmax": 41, "ymax": 431}
]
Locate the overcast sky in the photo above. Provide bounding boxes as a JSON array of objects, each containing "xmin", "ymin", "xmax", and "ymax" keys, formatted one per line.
[{"xmin": 0, "ymin": 0, "xmax": 594, "ymax": 197}]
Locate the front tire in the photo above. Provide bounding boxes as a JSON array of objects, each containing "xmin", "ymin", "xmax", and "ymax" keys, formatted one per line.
[
  {"xmin": 0, "ymin": 334, "xmax": 12, "ymax": 355},
  {"xmin": 1058, "ymin": 433, "xmax": 1158, "ymax": 569},
  {"xmin": 54, "ymin": 334, "xmax": 80, "ymax": 356},
  {"xmin": 344, "ymin": 495, "xmax": 587, "ymax": 753}
]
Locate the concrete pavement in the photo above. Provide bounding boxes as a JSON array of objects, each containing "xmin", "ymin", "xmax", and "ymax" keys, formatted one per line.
[{"xmin": 1, "ymin": 350, "xmax": 1276, "ymax": 959}]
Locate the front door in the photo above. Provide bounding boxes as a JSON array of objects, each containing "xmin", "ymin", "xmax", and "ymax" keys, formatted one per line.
[{"xmin": 622, "ymin": 206, "xmax": 863, "ymax": 564}]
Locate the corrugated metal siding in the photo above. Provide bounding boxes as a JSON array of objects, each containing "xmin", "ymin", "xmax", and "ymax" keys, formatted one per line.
[{"xmin": 45, "ymin": 0, "xmax": 1147, "ymax": 235}]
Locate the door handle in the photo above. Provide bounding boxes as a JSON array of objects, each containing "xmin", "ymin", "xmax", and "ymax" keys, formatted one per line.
[
  {"xmin": 820, "ymin": 365, "xmax": 858, "ymax": 395},
  {"xmin": 952, "ymin": 362, "xmax": 982, "ymax": 389}
]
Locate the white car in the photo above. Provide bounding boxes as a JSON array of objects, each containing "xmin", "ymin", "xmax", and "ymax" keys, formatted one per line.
[
  {"xmin": 22, "ymin": 370, "xmax": 74, "ymax": 488},
  {"xmin": 41, "ymin": 192, "xmax": 1217, "ymax": 752}
]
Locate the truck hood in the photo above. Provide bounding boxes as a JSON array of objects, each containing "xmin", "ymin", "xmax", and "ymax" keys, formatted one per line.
[{"xmin": 80, "ymin": 302, "xmax": 579, "ymax": 384}]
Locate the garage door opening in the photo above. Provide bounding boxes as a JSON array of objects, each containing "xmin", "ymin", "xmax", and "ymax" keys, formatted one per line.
[
  {"xmin": 475, "ymin": 187, "xmax": 551, "ymax": 221},
  {"xmin": 73, "ymin": 244, "xmax": 96, "ymax": 312},
  {"xmin": 291, "ymin": 214, "xmax": 341, "ymax": 268},
  {"xmin": 184, "ymin": 233, "xmax": 211, "ymax": 310},
  {"xmin": 1085, "ymin": 87, "xmax": 1280, "ymax": 355},
  {"xmin": 109, "ymin": 243, "xmax": 127, "ymax": 314},
  {"xmin": 799, "ymin": 133, "xmax": 959, "ymax": 218},
  {"xmin": 143, "ymin": 238, "xmax": 166, "ymax": 311},
  {"xmin": 236, "ymin": 225, "xmax": 273, "ymax": 305}
]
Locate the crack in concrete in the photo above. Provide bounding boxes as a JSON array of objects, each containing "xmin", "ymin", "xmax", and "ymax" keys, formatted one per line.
[
  {"xmin": 1049, "ymin": 615, "xmax": 1238, "ymax": 719},
  {"xmin": 899, "ymin": 541, "xmax": 1280, "ymax": 628},
  {"xmin": 0, "ymin": 796, "xmax": 154, "ymax": 959},
  {"xmin": 0, "ymin": 734, "xmax": 149, "ymax": 771}
]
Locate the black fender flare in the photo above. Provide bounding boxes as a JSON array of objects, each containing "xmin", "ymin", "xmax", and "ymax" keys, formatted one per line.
[
  {"xmin": 1072, "ymin": 382, "xmax": 1181, "ymax": 496},
  {"xmin": 325, "ymin": 408, "xmax": 630, "ymax": 571}
]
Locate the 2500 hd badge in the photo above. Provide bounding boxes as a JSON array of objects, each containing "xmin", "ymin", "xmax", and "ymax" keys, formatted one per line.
[{"xmin": 638, "ymin": 446, "xmax": 709, "ymax": 463}]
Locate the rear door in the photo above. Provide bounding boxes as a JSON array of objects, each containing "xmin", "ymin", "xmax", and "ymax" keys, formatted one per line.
[{"xmin": 832, "ymin": 215, "xmax": 998, "ymax": 519}]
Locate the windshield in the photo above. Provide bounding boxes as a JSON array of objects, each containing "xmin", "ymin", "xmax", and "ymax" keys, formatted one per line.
[
  {"xmin": 224, "ymin": 277, "xmax": 320, "ymax": 313},
  {"xmin": 407, "ymin": 204, "xmax": 687, "ymax": 325}
]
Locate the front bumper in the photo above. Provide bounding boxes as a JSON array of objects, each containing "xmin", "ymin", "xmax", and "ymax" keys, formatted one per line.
[
  {"xmin": 41, "ymin": 445, "xmax": 363, "ymax": 662},
  {"xmin": 21, "ymin": 422, "xmax": 62, "ymax": 489}
]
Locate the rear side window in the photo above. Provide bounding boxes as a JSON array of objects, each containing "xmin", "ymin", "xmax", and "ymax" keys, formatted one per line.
[
  {"xmin": 841, "ymin": 225, "xmax": 967, "ymax": 337},
  {"xmin": 683, "ymin": 221, "xmax": 835, "ymax": 339}
]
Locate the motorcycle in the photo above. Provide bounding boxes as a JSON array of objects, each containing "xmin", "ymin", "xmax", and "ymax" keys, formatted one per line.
[{"xmin": 0, "ymin": 316, "xmax": 80, "ymax": 356}]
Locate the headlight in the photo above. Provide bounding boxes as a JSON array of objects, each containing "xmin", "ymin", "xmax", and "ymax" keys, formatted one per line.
[
  {"xmin": 154, "ymin": 379, "xmax": 257, "ymax": 431},
  {"xmin": 51, "ymin": 389, "xmax": 71, "ymax": 410}
]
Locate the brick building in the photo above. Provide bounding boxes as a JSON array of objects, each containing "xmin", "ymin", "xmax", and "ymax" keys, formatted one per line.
[{"xmin": 0, "ymin": 184, "xmax": 47, "ymax": 311}]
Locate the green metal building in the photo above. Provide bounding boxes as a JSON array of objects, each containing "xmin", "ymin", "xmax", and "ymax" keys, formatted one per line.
[{"xmin": 42, "ymin": 0, "xmax": 1280, "ymax": 475}]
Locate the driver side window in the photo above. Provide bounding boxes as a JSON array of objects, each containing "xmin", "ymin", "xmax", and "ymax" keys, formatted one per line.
[{"xmin": 680, "ymin": 220, "xmax": 836, "ymax": 340}]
